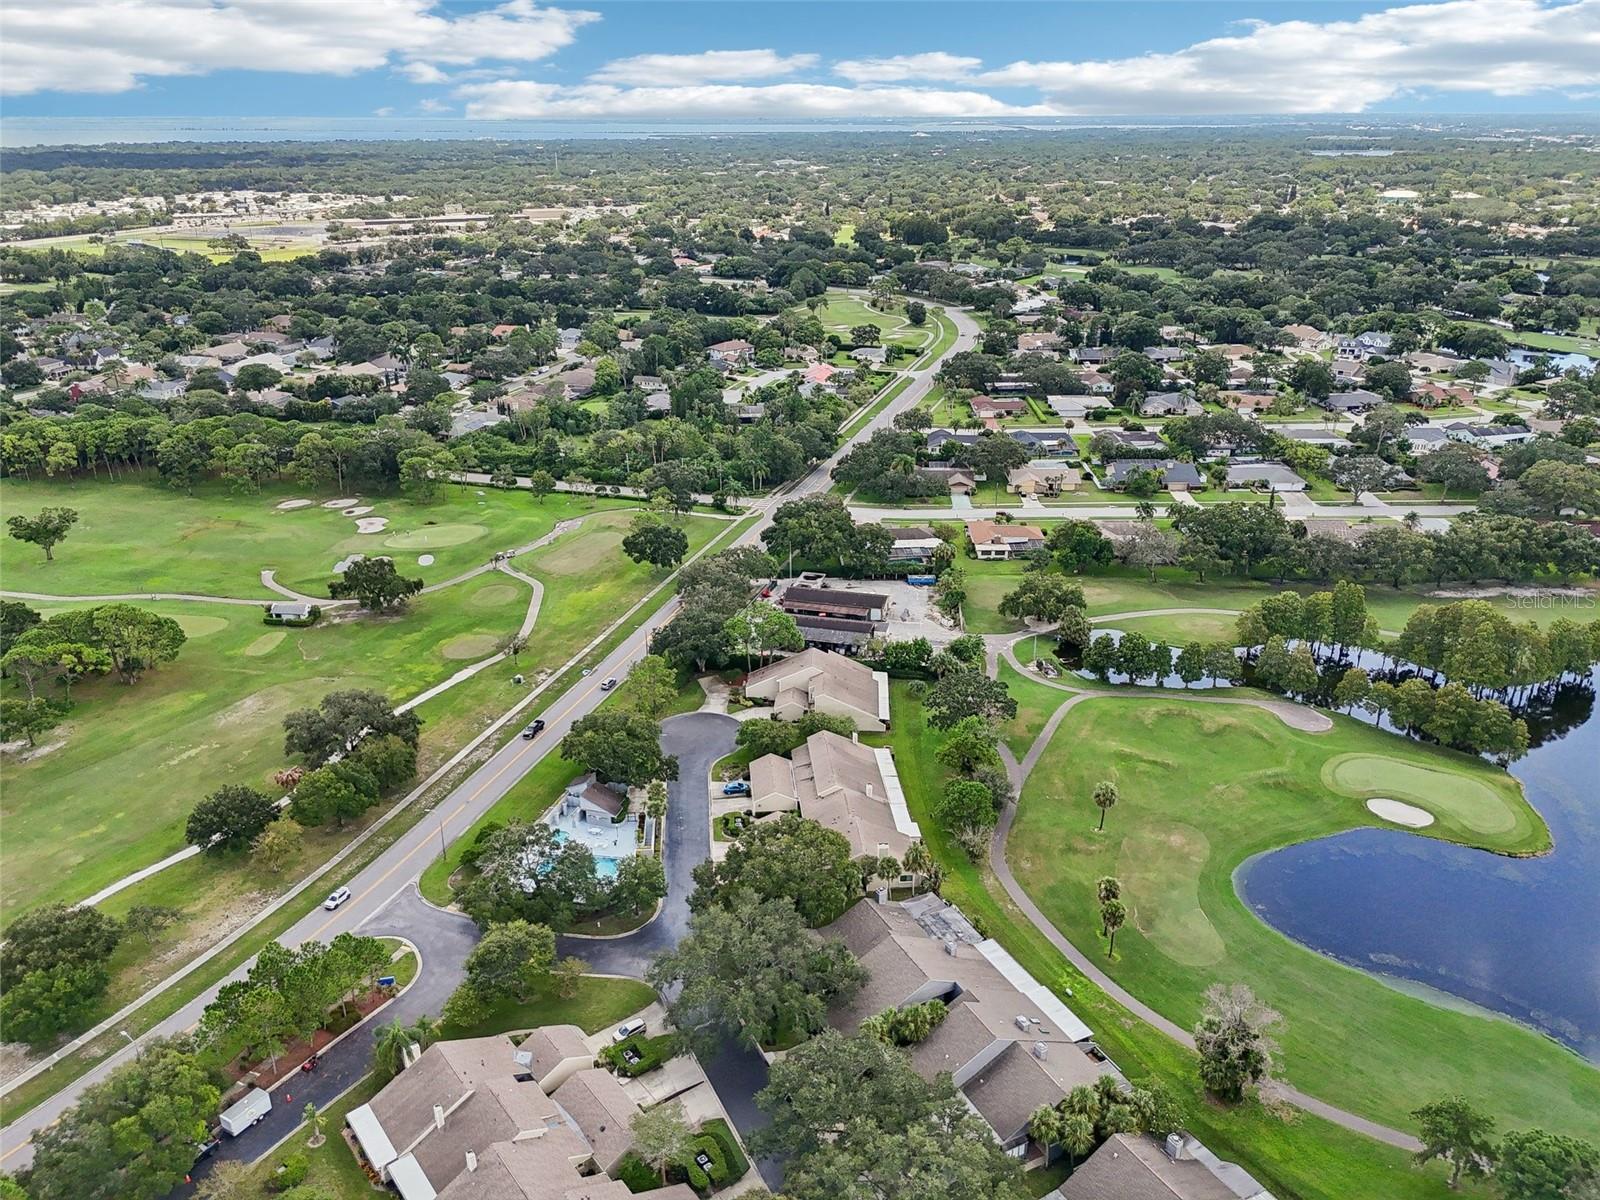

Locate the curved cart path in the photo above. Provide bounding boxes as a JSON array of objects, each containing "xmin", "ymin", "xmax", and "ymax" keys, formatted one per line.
[{"xmin": 983, "ymin": 628, "xmax": 1419, "ymax": 1153}]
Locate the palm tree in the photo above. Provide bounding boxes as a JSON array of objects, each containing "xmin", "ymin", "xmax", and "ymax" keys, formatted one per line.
[
  {"xmin": 902, "ymin": 841, "xmax": 933, "ymax": 893},
  {"xmin": 374, "ymin": 1019, "xmax": 418, "ymax": 1079},
  {"xmin": 409, "ymin": 1013, "xmax": 439, "ymax": 1049},
  {"xmin": 1101, "ymin": 898, "xmax": 1127, "ymax": 957},
  {"xmin": 1096, "ymin": 877, "xmax": 1122, "ymax": 933},
  {"xmin": 1029, "ymin": 1104, "xmax": 1064, "ymax": 1161},
  {"xmin": 1060, "ymin": 1111, "xmax": 1097, "ymax": 1168},
  {"xmin": 1092, "ymin": 780, "xmax": 1120, "ymax": 831},
  {"xmin": 304, "ymin": 1101, "xmax": 325, "ymax": 1148},
  {"xmin": 1135, "ymin": 499, "xmax": 1156, "ymax": 521}
]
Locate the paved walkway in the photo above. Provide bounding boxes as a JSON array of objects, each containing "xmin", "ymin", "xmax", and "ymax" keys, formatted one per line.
[{"xmin": 983, "ymin": 625, "xmax": 1418, "ymax": 1153}]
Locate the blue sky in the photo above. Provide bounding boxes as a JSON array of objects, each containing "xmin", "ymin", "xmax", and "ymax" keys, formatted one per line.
[{"xmin": 5, "ymin": 0, "xmax": 1599, "ymax": 119}]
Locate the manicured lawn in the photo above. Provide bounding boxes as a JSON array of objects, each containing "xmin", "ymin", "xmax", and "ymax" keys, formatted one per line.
[
  {"xmin": 995, "ymin": 658, "xmax": 1069, "ymax": 758},
  {"xmin": 1099, "ymin": 610, "xmax": 1242, "ymax": 645},
  {"xmin": 2, "ymin": 571, "xmax": 532, "ymax": 924},
  {"xmin": 810, "ymin": 292, "xmax": 933, "ymax": 351},
  {"xmin": 1008, "ymin": 698, "xmax": 1596, "ymax": 1139},
  {"xmin": 0, "ymin": 476, "xmax": 635, "ymax": 597},
  {"xmin": 875, "ymin": 685, "xmax": 1463, "ymax": 1200},
  {"xmin": 438, "ymin": 974, "xmax": 655, "ymax": 1040}
]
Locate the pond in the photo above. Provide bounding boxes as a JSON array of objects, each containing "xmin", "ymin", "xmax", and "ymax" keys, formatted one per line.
[{"xmin": 1238, "ymin": 665, "xmax": 1600, "ymax": 1063}]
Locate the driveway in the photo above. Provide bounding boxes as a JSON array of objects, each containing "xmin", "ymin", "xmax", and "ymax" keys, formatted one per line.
[{"xmin": 558, "ymin": 711, "xmax": 738, "ymax": 978}]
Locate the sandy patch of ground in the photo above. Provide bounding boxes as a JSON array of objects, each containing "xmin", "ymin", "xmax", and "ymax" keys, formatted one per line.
[
  {"xmin": 3, "ymin": 734, "xmax": 71, "ymax": 762},
  {"xmin": 333, "ymin": 555, "xmax": 363, "ymax": 573},
  {"xmin": 322, "ymin": 497, "xmax": 361, "ymax": 508},
  {"xmin": 1366, "ymin": 797, "xmax": 1435, "ymax": 828},
  {"xmin": 355, "ymin": 517, "xmax": 389, "ymax": 534},
  {"xmin": 418, "ymin": 554, "xmax": 435, "ymax": 566},
  {"xmin": 276, "ymin": 498, "xmax": 313, "ymax": 510},
  {"xmin": 343, "ymin": 505, "xmax": 374, "ymax": 516}
]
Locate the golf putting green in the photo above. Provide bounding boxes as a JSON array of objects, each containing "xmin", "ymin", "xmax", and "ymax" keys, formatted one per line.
[
  {"xmin": 1323, "ymin": 753, "xmax": 1516, "ymax": 835},
  {"xmin": 440, "ymin": 632, "xmax": 502, "ymax": 660},
  {"xmin": 173, "ymin": 613, "xmax": 229, "ymax": 638},
  {"xmin": 466, "ymin": 583, "xmax": 520, "ymax": 610},
  {"xmin": 383, "ymin": 523, "xmax": 488, "ymax": 549},
  {"xmin": 243, "ymin": 631, "xmax": 286, "ymax": 657}
]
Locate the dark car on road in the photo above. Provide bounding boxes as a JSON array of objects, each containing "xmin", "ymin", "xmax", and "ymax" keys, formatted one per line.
[{"xmin": 521, "ymin": 719, "xmax": 546, "ymax": 739}]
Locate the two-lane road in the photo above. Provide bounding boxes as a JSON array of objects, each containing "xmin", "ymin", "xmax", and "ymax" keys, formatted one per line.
[{"xmin": 0, "ymin": 300, "xmax": 978, "ymax": 1171}]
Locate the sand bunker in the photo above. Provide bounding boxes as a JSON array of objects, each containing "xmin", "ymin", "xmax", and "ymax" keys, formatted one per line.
[
  {"xmin": 418, "ymin": 554, "xmax": 435, "ymax": 566},
  {"xmin": 355, "ymin": 517, "xmax": 389, "ymax": 534},
  {"xmin": 322, "ymin": 497, "xmax": 361, "ymax": 508},
  {"xmin": 276, "ymin": 499, "xmax": 313, "ymax": 510},
  {"xmin": 332, "ymin": 555, "xmax": 362, "ymax": 574},
  {"xmin": 1366, "ymin": 798, "xmax": 1435, "ymax": 828},
  {"xmin": 342, "ymin": 505, "xmax": 374, "ymax": 516}
]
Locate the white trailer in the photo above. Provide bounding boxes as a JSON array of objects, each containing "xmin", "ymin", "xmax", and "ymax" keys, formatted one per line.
[{"xmin": 218, "ymin": 1087, "xmax": 271, "ymax": 1136}]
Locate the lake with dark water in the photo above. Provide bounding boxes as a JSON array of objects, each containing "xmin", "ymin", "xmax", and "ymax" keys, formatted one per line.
[{"xmin": 1238, "ymin": 665, "xmax": 1600, "ymax": 1062}]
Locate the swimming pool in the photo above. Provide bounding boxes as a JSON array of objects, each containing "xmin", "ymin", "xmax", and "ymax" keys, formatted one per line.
[{"xmin": 550, "ymin": 827, "xmax": 622, "ymax": 879}]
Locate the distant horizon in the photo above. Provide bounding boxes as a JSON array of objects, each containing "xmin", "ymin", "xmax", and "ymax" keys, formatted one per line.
[{"xmin": 6, "ymin": 110, "xmax": 1600, "ymax": 151}]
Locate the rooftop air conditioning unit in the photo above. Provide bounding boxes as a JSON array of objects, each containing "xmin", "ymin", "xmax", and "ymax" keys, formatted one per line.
[
  {"xmin": 945, "ymin": 939, "xmax": 958, "ymax": 956},
  {"xmin": 1032, "ymin": 1042, "xmax": 1048, "ymax": 1060},
  {"xmin": 466, "ymin": 1150, "xmax": 478, "ymax": 1173},
  {"xmin": 1164, "ymin": 1133, "xmax": 1186, "ymax": 1161},
  {"xmin": 1014, "ymin": 1015, "xmax": 1031, "ymax": 1030}
]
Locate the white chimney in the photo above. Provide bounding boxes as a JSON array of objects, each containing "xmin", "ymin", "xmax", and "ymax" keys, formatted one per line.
[
  {"xmin": 433, "ymin": 1104, "xmax": 445, "ymax": 1131},
  {"xmin": 944, "ymin": 939, "xmax": 958, "ymax": 956},
  {"xmin": 465, "ymin": 1150, "xmax": 478, "ymax": 1173}
]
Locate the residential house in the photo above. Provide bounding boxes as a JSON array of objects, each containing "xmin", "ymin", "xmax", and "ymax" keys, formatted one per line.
[
  {"xmin": 743, "ymin": 648, "xmax": 890, "ymax": 731},
  {"xmin": 176, "ymin": 353, "xmax": 224, "ymax": 371},
  {"xmin": 1008, "ymin": 429, "xmax": 1075, "ymax": 457},
  {"xmin": 821, "ymin": 896, "xmax": 1115, "ymax": 1160},
  {"xmin": 558, "ymin": 773, "xmax": 626, "ymax": 825},
  {"xmin": 139, "ymin": 378, "xmax": 189, "ymax": 401},
  {"xmin": 1404, "ymin": 426, "xmax": 1452, "ymax": 454},
  {"xmin": 925, "ymin": 428, "xmax": 980, "ymax": 454},
  {"xmin": 345, "ymin": 1034, "xmax": 695, "ymax": 1200},
  {"xmin": 1330, "ymin": 357, "xmax": 1367, "ymax": 382},
  {"xmin": 1056, "ymin": 1131, "xmax": 1273, "ymax": 1200},
  {"xmin": 264, "ymin": 601, "xmax": 314, "ymax": 623},
  {"xmin": 1223, "ymin": 462, "xmax": 1307, "ymax": 492},
  {"xmin": 881, "ymin": 525, "xmax": 945, "ymax": 564},
  {"xmin": 1276, "ymin": 425, "xmax": 1353, "ymax": 450},
  {"xmin": 1406, "ymin": 350, "xmax": 1466, "ymax": 374},
  {"xmin": 967, "ymin": 520, "xmax": 1045, "ymax": 560},
  {"xmin": 1336, "ymin": 331, "xmax": 1393, "ymax": 359},
  {"xmin": 1139, "ymin": 392, "xmax": 1202, "ymax": 418},
  {"xmin": 1046, "ymin": 394, "xmax": 1113, "ymax": 421},
  {"xmin": 1413, "ymin": 381, "xmax": 1476, "ymax": 408},
  {"xmin": 1144, "ymin": 346, "xmax": 1186, "ymax": 365},
  {"xmin": 558, "ymin": 327, "xmax": 583, "ymax": 352},
  {"xmin": 1007, "ymin": 462, "xmax": 1081, "ymax": 497},
  {"xmin": 779, "ymin": 586, "xmax": 887, "ymax": 624},
  {"xmin": 1098, "ymin": 429, "xmax": 1167, "ymax": 453},
  {"xmin": 748, "ymin": 730, "xmax": 920, "ymax": 872},
  {"xmin": 1071, "ymin": 346, "xmax": 1111, "ymax": 366},
  {"xmin": 633, "ymin": 374, "xmax": 668, "ymax": 395},
  {"xmin": 707, "ymin": 339, "xmax": 755, "ymax": 367},
  {"xmin": 1313, "ymin": 389, "xmax": 1382, "ymax": 414},
  {"xmin": 1105, "ymin": 459, "xmax": 1205, "ymax": 491},
  {"xmin": 1281, "ymin": 324, "xmax": 1332, "ymax": 352},
  {"xmin": 1016, "ymin": 332, "xmax": 1063, "ymax": 355},
  {"xmin": 1444, "ymin": 422, "xmax": 1534, "ymax": 448},
  {"xmin": 803, "ymin": 362, "xmax": 839, "ymax": 387},
  {"xmin": 919, "ymin": 465, "xmax": 979, "ymax": 495},
  {"xmin": 450, "ymin": 410, "xmax": 505, "ymax": 438},
  {"xmin": 32, "ymin": 357, "xmax": 71, "ymax": 379},
  {"xmin": 1077, "ymin": 369, "xmax": 1115, "ymax": 394},
  {"xmin": 560, "ymin": 367, "xmax": 597, "ymax": 400},
  {"xmin": 205, "ymin": 340, "xmax": 252, "ymax": 363},
  {"xmin": 971, "ymin": 396, "xmax": 1027, "ymax": 420}
]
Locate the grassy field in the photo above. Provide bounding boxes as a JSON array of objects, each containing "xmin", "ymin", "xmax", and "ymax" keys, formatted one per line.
[
  {"xmin": 235, "ymin": 974, "xmax": 652, "ymax": 1200},
  {"xmin": 812, "ymin": 292, "xmax": 934, "ymax": 351},
  {"xmin": 1007, "ymin": 698, "xmax": 1596, "ymax": 1138},
  {"xmin": 874, "ymin": 686, "xmax": 1464, "ymax": 1200},
  {"xmin": 960, "ymin": 560, "xmax": 1599, "ymax": 638},
  {"xmin": 0, "ymin": 477, "xmax": 638, "ymax": 597},
  {"xmin": 2, "ymin": 571, "xmax": 532, "ymax": 922}
]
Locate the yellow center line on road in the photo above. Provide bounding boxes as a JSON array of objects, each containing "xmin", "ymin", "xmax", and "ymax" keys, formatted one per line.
[
  {"xmin": 0, "ymin": 635, "xmax": 642, "ymax": 1164},
  {"xmin": 306, "ymin": 641, "xmax": 637, "ymax": 940}
]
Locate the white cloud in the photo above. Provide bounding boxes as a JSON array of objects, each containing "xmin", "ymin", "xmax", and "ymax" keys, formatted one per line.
[
  {"xmin": 590, "ymin": 49, "xmax": 817, "ymax": 85},
  {"xmin": 458, "ymin": 81, "xmax": 1058, "ymax": 120},
  {"xmin": 373, "ymin": 106, "xmax": 396, "ymax": 117},
  {"xmin": 2, "ymin": 0, "xmax": 599, "ymax": 96},
  {"xmin": 832, "ymin": 52, "xmax": 982, "ymax": 83},
  {"xmin": 978, "ymin": 0, "xmax": 1600, "ymax": 114},
  {"xmin": 418, "ymin": 98, "xmax": 451, "ymax": 113}
]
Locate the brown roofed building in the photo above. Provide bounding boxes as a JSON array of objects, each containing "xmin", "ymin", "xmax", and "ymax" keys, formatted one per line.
[
  {"xmin": 742, "ymin": 647, "xmax": 890, "ymax": 731},
  {"xmin": 1055, "ymin": 1131, "xmax": 1272, "ymax": 1200},
  {"xmin": 779, "ymin": 585, "xmax": 887, "ymax": 623}
]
